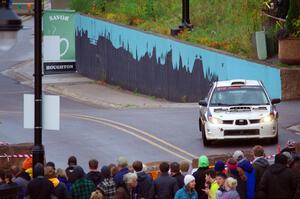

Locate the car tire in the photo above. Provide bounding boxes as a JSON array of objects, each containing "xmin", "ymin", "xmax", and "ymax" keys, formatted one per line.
[
  {"xmin": 201, "ymin": 124, "xmax": 211, "ymax": 146},
  {"xmin": 199, "ymin": 118, "xmax": 202, "ymax": 132}
]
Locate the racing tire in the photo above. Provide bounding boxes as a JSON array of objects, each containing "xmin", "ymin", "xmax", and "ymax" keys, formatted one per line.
[
  {"xmin": 201, "ymin": 124, "xmax": 211, "ymax": 146},
  {"xmin": 199, "ymin": 118, "xmax": 202, "ymax": 132}
]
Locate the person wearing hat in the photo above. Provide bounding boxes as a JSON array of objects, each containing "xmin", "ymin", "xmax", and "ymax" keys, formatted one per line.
[
  {"xmin": 233, "ymin": 150, "xmax": 255, "ymax": 199},
  {"xmin": 214, "ymin": 160, "xmax": 226, "ymax": 174},
  {"xmin": 174, "ymin": 175, "xmax": 198, "ymax": 199},
  {"xmin": 281, "ymin": 140, "xmax": 297, "ymax": 154},
  {"xmin": 225, "ymin": 158, "xmax": 247, "ymax": 199},
  {"xmin": 193, "ymin": 155, "xmax": 209, "ymax": 199},
  {"xmin": 22, "ymin": 157, "xmax": 33, "ymax": 178}
]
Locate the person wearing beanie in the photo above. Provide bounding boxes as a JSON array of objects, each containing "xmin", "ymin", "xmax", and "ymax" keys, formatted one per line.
[
  {"xmin": 257, "ymin": 153, "xmax": 298, "ymax": 199},
  {"xmin": 193, "ymin": 155, "xmax": 209, "ymax": 199},
  {"xmin": 46, "ymin": 161, "xmax": 56, "ymax": 170},
  {"xmin": 174, "ymin": 175, "xmax": 198, "ymax": 199},
  {"xmin": 225, "ymin": 158, "xmax": 247, "ymax": 199},
  {"xmin": 22, "ymin": 157, "xmax": 33, "ymax": 178},
  {"xmin": 214, "ymin": 160, "xmax": 226, "ymax": 174},
  {"xmin": 25, "ymin": 163, "xmax": 56, "ymax": 199},
  {"xmin": 233, "ymin": 150, "xmax": 245, "ymax": 163},
  {"xmin": 97, "ymin": 166, "xmax": 116, "ymax": 199},
  {"xmin": 281, "ymin": 139, "xmax": 297, "ymax": 154}
]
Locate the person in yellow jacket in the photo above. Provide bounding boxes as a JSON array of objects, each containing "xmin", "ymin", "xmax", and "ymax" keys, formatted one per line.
[
  {"xmin": 203, "ymin": 169, "xmax": 219, "ymax": 199},
  {"xmin": 45, "ymin": 165, "xmax": 70, "ymax": 199},
  {"xmin": 22, "ymin": 157, "xmax": 33, "ymax": 178}
]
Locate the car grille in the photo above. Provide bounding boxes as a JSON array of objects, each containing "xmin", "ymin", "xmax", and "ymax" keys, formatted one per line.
[
  {"xmin": 235, "ymin": 119, "xmax": 248, "ymax": 125},
  {"xmin": 249, "ymin": 119, "xmax": 260, "ymax": 124},
  {"xmin": 224, "ymin": 129, "xmax": 259, "ymax": 136},
  {"xmin": 223, "ymin": 120, "xmax": 234, "ymax": 124}
]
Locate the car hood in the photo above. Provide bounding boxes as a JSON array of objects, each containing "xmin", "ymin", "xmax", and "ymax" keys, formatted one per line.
[{"xmin": 209, "ymin": 106, "xmax": 271, "ymax": 119}]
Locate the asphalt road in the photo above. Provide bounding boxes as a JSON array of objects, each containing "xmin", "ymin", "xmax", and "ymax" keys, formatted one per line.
[{"xmin": 0, "ymin": 19, "xmax": 299, "ymax": 171}]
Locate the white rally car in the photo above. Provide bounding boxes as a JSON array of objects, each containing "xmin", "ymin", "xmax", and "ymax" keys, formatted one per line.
[{"xmin": 198, "ymin": 80, "xmax": 280, "ymax": 146}]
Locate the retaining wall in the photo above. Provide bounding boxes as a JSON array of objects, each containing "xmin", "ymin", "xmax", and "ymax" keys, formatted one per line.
[{"xmin": 75, "ymin": 14, "xmax": 281, "ymax": 102}]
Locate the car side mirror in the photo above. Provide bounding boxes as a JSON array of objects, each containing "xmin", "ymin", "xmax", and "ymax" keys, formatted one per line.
[
  {"xmin": 199, "ymin": 100, "xmax": 208, "ymax": 106},
  {"xmin": 271, "ymin": 98, "xmax": 281, "ymax": 104}
]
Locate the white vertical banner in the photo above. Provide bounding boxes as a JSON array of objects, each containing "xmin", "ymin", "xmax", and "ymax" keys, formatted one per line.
[{"xmin": 24, "ymin": 94, "xmax": 60, "ymax": 130}]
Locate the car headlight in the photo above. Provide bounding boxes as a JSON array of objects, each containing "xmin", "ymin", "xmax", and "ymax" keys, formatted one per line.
[
  {"xmin": 260, "ymin": 114, "xmax": 275, "ymax": 123},
  {"xmin": 208, "ymin": 116, "xmax": 223, "ymax": 124}
]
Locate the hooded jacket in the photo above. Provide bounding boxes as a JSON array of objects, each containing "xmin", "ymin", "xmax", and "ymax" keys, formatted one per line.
[
  {"xmin": 86, "ymin": 171, "xmax": 103, "ymax": 186},
  {"xmin": 252, "ymin": 157, "xmax": 269, "ymax": 194},
  {"xmin": 257, "ymin": 163, "xmax": 298, "ymax": 199},
  {"xmin": 238, "ymin": 160, "xmax": 255, "ymax": 199},
  {"xmin": 65, "ymin": 165, "xmax": 77, "ymax": 184},
  {"xmin": 49, "ymin": 177, "xmax": 70, "ymax": 199},
  {"xmin": 172, "ymin": 172, "xmax": 184, "ymax": 189},
  {"xmin": 136, "ymin": 171, "xmax": 153, "ymax": 199},
  {"xmin": 193, "ymin": 167, "xmax": 209, "ymax": 199},
  {"xmin": 113, "ymin": 168, "xmax": 130, "ymax": 188},
  {"xmin": 25, "ymin": 163, "xmax": 55, "ymax": 199}
]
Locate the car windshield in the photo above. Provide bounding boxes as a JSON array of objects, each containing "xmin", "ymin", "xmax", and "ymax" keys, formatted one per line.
[{"xmin": 209, "ymin": 86, "xmax": 270, "ymax": 106}]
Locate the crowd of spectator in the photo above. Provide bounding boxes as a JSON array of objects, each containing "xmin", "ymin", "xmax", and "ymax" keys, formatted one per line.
[{"xmin": 0, "ymin": 141, "xmax": 300, "ymax": 199}]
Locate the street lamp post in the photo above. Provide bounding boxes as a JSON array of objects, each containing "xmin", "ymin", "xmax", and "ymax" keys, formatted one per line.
[
  {"xmin": 0, "ymin": 0, "xmax": 44, "ymax": 177},
  {"xmin": 171, "ymin": 0, "xmax": 193, "ymax": 36},
  {"xmin": 32, "ymin": 0, "xmax": 44, "ymax": 177}
]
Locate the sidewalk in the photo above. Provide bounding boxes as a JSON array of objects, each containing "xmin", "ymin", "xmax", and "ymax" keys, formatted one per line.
[{"xmin": 1, "ymin": 60, "xmax": 196, "ymax": 109}]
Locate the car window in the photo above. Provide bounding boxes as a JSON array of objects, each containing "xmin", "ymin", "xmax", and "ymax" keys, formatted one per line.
[{"xmin": 209, "ymin": 86, "xmax": 269, "ymax": 106}]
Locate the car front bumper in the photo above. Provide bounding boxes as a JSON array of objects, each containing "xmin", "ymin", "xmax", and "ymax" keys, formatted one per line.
[{"xmin": 204, "ymin": 121, "xmax": 278, "ymax": 140}]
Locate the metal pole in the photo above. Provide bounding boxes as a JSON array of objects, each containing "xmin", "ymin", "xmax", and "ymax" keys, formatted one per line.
[
  {"xmin": 32, "ymin": 0, "xmax": 44, "ymax": 178},
  {"xmin": 181, "ymin": 0, "xmax": 191, "ymax": 27},
  {"xmin": 185, "ymin": 0, "xmax": 190, "ymax": 24}
]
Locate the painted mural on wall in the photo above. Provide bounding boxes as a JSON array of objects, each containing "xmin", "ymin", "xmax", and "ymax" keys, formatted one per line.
[{"xmin": 75, "ymin": 15, "xmax": 281, "ymax": 102}]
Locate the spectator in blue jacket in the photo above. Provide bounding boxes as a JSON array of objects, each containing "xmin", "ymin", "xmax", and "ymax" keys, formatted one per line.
[
  {"xmin": 174, "ymin": 175, "xmax": 198, "ymax": 199},
  {"xmin": 113, "ymin": 157, "xmax": 130, "ymax": 187},
  {"xmin": 233, "ymin": 150, "xmax": 255, "ymax": 199}
]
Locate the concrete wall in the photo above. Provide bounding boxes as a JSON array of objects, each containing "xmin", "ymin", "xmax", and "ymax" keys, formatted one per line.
[
  {"xmin": 75, "ymin": 14, "xmax": 281, "ymax": 102},
  {"xmin": 281, "ymin": 68, "xmax": 300, "ymax": 100}
]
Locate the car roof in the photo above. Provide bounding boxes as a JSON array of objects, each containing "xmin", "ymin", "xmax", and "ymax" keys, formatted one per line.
[{"xmin": 215, "ymin": 79, "xmax": 261, "ymax": 87}]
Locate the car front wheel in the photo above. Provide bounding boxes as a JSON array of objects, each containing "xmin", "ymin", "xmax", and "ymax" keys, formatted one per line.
[{"xmin": 201, "ymin": 123, "xmax": 211, "ymax": 146}]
